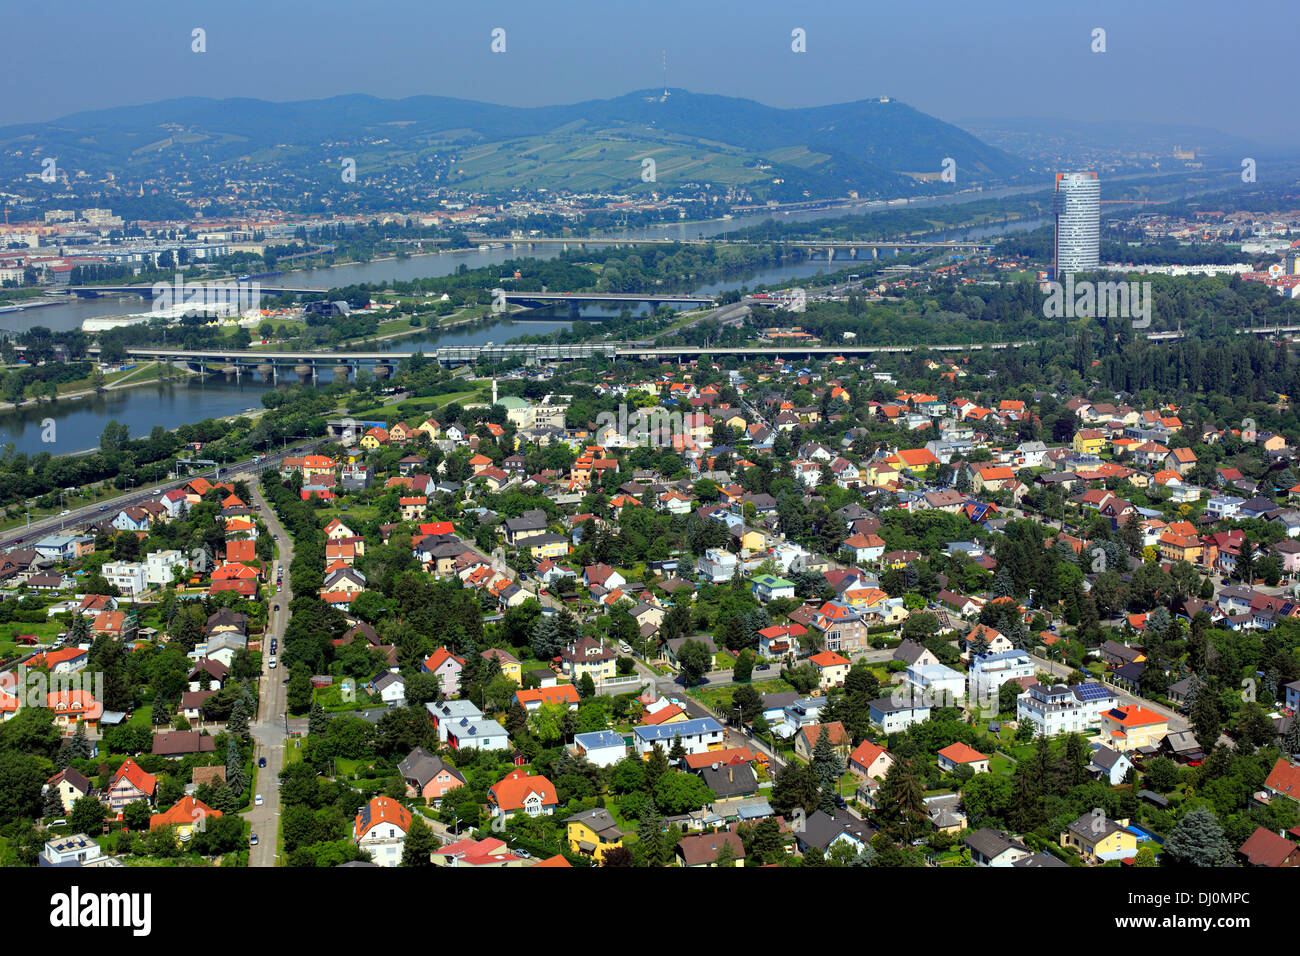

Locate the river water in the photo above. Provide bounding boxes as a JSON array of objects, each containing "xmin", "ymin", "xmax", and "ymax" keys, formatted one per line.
[{"xmin": 0, "ymin": 190, "xmax": 1049, "ymax": 456}]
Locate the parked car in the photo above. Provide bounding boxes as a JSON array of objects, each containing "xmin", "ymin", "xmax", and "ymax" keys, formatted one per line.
[
  {"xmin": 268, "ymin": 657, "xmax": 277, "ymax": 669},
  {"xmin": 258, "ymin": 756, "xmax": 267, "ymax": 768},
  {"xmin": 255, "ymin": 794, "xmax": 263, "ymax": 806},
  {"xmin": 249, "ymin": 833, "xmax": 259, "ymax": 846}
]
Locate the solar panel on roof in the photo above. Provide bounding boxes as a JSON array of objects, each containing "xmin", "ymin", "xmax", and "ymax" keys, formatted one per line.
[{"xmin": 1074, "ymin": 683, "xmax": 1110, "ymax": 701}]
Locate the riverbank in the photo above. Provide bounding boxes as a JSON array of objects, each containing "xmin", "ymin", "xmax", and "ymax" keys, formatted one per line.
[{"xmin": 0, "ymin": 360, "xmax": 196, "ymax": 414}]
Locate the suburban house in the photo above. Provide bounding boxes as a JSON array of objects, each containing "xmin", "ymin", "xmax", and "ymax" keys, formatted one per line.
[
  {"xmin": 421, "ymin": 647, "xmax": 466, "ymax": 697},
  {"xmin": 794, "ymin": 721, "xmax": 851, "ymax": 761},
  {"xmin": 808, "ymin": 650, "xmax": 851, "ymax": 690},
  {"xmin": 397, "ymin": 747, "xmax": 466, "ymax": 805},
  {"xmin": 564, "ymin": 808, "xmax": 624, "ymax": 862},
  {"xmin": 937, "ymin": 742, "xmax": 990, "ymax": 775},
  {"xmin": 107, "ymin": 759, "xmax": 157, "ymax": 812},
  {"xmin": 354, "ymin": 796, "xmax": 412, "ymax": 867},
  {"xmin": 1099, "ymin": 705, "xmax": 1169, "ymax": 752},
  {"xmin": 848, "ymin": 740, "xmax": 894, "ymax": 781},
  {"xmin": 1060, "ymin": 812, "xmax": 1138, "ymax": 864},
  {"xmin": 489, "ymin": 770, "xmax": 559, "ymax": 819},
  {"xmin": 571, "ymin": 730, "xmax": 628, "ymax": 767},
  {"xmin": 675, "ymin": 830, "xmax": 746, "ymax": 868},
  {"xmin": 965, "ymin": 828, "xmax": 1031, "ymax": 867},
  {"xmin": 633, "ymin": 717, "xmax": 725, "ymax": 757}
]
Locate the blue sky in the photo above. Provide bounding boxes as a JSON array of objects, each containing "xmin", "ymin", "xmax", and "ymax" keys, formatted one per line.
[{"xmin": 5, "ymin": 0, "xmax": 1293, "ymax": 146}]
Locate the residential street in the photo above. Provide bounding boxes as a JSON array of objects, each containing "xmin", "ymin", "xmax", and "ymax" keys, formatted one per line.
[{"xmin": 246, "ymin": 481, "xmax": 295, "ymax": 866}]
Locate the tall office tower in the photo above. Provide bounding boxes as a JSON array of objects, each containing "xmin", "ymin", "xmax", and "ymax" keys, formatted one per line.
[{"xmin": 1053, "ymin": 172, "xmax": 1100, "ymax": 278}]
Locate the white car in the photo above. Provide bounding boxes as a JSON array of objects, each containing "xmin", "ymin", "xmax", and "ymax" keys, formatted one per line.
[
  {"xmin": 255, "ymin": 794, "xmax": 263, "ymax": 806},
  {"xmin": 268, "ymin": 657, "xmax": 277, "ymax": 669},
  {"xmin": 618, "ymin": 642, "xmax": 632, "ymax": 654}
]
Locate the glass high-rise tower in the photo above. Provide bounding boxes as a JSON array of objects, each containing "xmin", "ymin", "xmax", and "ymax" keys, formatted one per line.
[{"xmin": 1053, "ymin": 172, "xmax": 1100, "ymax": 278}]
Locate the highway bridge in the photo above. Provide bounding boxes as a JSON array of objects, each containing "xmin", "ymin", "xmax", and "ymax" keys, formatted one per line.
[
  {"xmin": 66, "ymin": 321, "xmax": 1300, "ymax": 377},
  {"xmin": 53, "ymin": 283, "xmax": 330, "ymax": 298},
  {"xmin": 473, "ymin": 235, "xmax": 994, "ymax": 260},
  {"xmin": 493, "ymin": 289, "xmax": 714, "ymax": 311}
]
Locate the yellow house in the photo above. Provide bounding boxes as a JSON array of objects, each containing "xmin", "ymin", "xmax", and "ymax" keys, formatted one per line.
[
  {"xmin": 482, "ymin": 648, "xmax": 522, "ymax": 683},
  {"xmin": 733, "ymin": 528, "xmax": 766, "ymax": 551},
  {"xmin": 867, "ymin": 463, "xmax": 900, "ymax": 487},
  {"xmin": 1073, "ymin": 429, "xmax": 1106, "ymax": 455},
  {"xmin": 724, "ymin": 414, "xmax": 747, "ymax": 430},
  {"xmin": 565, "ymin": 808, "xmax": 624, "ymax": 863},
  {"xmin": 526, "ymin": 536, "xmax": 569, "ymax": 560},
  {"xmin": 1100, "ymin": 705, "xmax": 1168, "ymax": 752},
  {"xmin": 359, "ymin": 432, "xmax": 385, "ymax": 451},
  {"xmin": 415, "ymin": 419, "xmax": 441, "ymax": 440},
  {"xmin": 1061, "ymin": 813, "xmax": 1138, "ymax": 864}
]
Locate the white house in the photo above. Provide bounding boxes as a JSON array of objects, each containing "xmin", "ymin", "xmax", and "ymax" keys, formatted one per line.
[
  {"xmin": 1088, "ymin": 745, "xmax": 1134, "ymax": 786},
  {"xmin": 353, "ymin": 797, "xmax": 410, "ymax": 867},
  {"xmin": 368, "ymin": 670, "xmax": 407, "ymax": 705},
  {"xmin": 968, "ymin": 650, "xmax": 1035, "ymax": 703},
  {"xmin": 1017, "ymin": 682, "xmax": 1117, "ymax": 737},
  {"xmin": 571, "ymin": 730, "xmax": 628, "ymax": 768},
  {"xmin": 102, "ymin": 561, "xmax": 147, "ymax": 597},
  {"xmin": 904, "ymin": 662, "xmax": 967, "ymax": 707},
  {"xmin": 145, "ymin": 549, "xmax": 189, "ymax": 587},
  {"xmin": 696, "ymin": 548, "xmax": 738, "ymax": 584},
  {"xmin": 633, "ymin": 717, "xmax": 724, "ymax": 756},
  {"xmin": 750, "ymin": 574, "xmax": 796, "ymax": 602},
  {"xmin": 869, "ymin": 697, "xmax": 932, "ymax": 733},
  {"xmin": 40, "ymin": 832, "xmax": 121, "ymax": 868}
]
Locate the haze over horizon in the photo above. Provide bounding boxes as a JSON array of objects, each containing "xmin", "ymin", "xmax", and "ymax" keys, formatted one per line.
[{"xmin": 5, "ymin": 0, "xmax": 1296, "ymax": 149}]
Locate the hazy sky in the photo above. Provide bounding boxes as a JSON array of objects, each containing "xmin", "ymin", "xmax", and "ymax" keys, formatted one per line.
[{"xmin": 5, "ymin": 0, "xmax": 1293, "ymax": 146}]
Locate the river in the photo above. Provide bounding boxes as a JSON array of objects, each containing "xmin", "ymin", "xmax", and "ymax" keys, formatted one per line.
[{"xmin": 0, "ymin": 189, "xmax": 1053, "ymax": 456}]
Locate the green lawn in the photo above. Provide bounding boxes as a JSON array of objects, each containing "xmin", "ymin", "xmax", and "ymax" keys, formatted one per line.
[
  {"xmin": 689, "ymin": 677, "xmax": 794, "ymax": 713},
  {"xmin": 989, "ymin": 754, "xmax": 1016, "ymax": 776},
  {"xmin": 0, "ymin": 619, "xmax": 64, "ymax": 643}
]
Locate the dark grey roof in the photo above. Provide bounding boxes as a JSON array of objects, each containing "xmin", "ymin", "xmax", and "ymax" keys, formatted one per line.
[
  {"xmin": 893, "ymin": 639, "xmax": 930, "ymax": 665},
  {"xmin": 797, "ymin": 809, "xmax": 876, "ymax": 852},
  {"xmin": 1012, "ymin": 851, "xmax": 1070, "ymax": 868},
  {"xmin": 700, "ymin": 762, "xmax": 758, "ymax": 798},
  {"xmin": 1089, "ymin": 745, "xmax": 1127, "ymax": 772},
  {"xmin": 965, "ymin": 827, "xmax": 1026, "ymax": 860}
]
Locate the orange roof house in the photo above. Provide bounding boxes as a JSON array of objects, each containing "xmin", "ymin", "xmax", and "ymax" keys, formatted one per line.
[
  {"xmin": 513, "ymin": 684, "xmax": 580, "ymax": 710},
  {"xmin": 1264, "ymin": 759, "xmax": 1300, "ymax": 804},
  {"xmin": 895, "ymin": 448, "xmax": 939, "ymax": 472},
  {"xmin": 937, "ymin": 742, "xmax": 989, "ymax": 771},
  {"xmin": 225, "ymin": 540, "xmax": 256, "ymax": 563},
  {"xmin": 489, "ymin": 770, "xmax": 559, "ymax": 815},
  {"xmin": 150, "ymin": 795, "xmax": 221, "ymax": 830},
  {"xmin": 354, "ymin": 795, "xmax": 412, "ymax": 840},
  {"xmin": 112, "ymin": 758, "xmax": 157, "ymax": 800}
]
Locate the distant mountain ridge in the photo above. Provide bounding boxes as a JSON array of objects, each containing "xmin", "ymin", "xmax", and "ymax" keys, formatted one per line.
[{"xmin": 0, "ymin": 89, "xmax": 1028, "ymax": 204}]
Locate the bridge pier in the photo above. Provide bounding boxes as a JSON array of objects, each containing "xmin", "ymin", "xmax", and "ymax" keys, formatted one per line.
[
  {"xmin": 828, "ymin": 248, "xmax": 834, "ymax": 262},
  {"xmin": 850, "ymin": 248, "xmax": 857, "ymax": 260},
  {"xmin": 871, "ymin": 247, "xmax": 878, "ymax": 259},
  {"xmin": 294, "ymin": 364, "xmax": 313, "ymax": 381}
]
